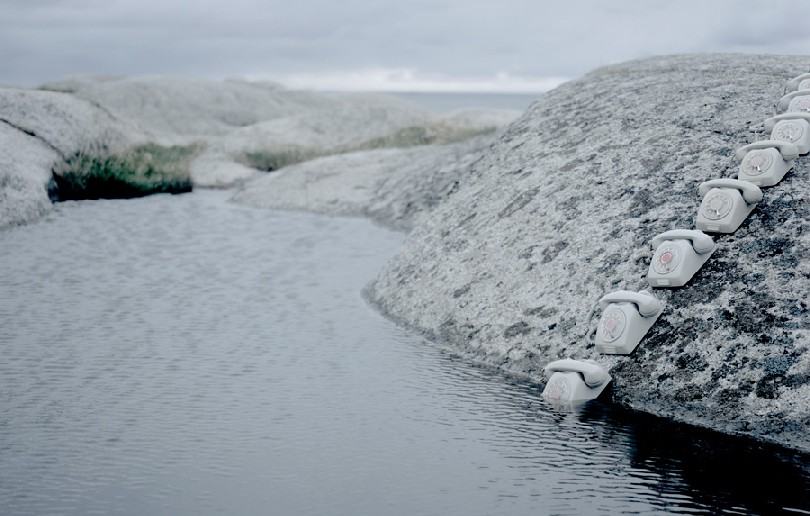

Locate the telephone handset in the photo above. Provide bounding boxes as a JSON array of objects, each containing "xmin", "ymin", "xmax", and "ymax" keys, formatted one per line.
[
  {"xmin": 698, "ymin": 178, "xmax": 763, "ymax": 204},
  {"xmin": 544, "ymin": 359, "xmax": 609, "ymax": 388},
  {"xmin": 786, "ymin": 73, "xmax": 810, "ymax": 91},
  {"xmin": 651, "ymin": 229, "xmax": 715, "ymax": 255},
  {"xmin": 647, "ymin": 229, "xmax": 715, "ymax": 287},
  {"xmin": 735, "ymin": 140, "xmax": 799, "ymax": 161},
  {"xmin": 595, "ymin": 289, "xmax": 663, "ymax": 355},
  {"xmin": 765, "ymin": 112, "xmax": 810, "ymax": 132},
  {"xmin": 777, "ymin": 90, "xmax": 810, "ymax": 112},
  {"xmin": 598, "ymin": 290, "xmax": 663, "ymax": 318}
]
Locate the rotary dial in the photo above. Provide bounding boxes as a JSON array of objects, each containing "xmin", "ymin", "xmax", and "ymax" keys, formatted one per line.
[
  {"xmin": 773, "ymin": 121, "xmax": 804, "ymax": 143},
  {"xmin": 652, "ymin": 243, "xmax": 682, "ymax": 275},
  {"xmin": 741, "ymin": 151, "xmax": 773, "ymax": 176},
  {"xmin": 599, "ymin": 306, "xmax": 626, "ymax": 343},
  {"xmin": 701, "ymin": 190, "xmax": 733, "ymax": 220}
]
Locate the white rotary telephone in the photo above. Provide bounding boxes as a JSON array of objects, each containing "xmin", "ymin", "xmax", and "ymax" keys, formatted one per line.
[
  {"xmin": 765, "ymin": 113, "xmax": 810, "ymax": 155},
  {"xmin": 696, "ymin": 178, "xmax": 763, "ymax": 234},
  {"xmin": 595, "ymin": 290, "xmax": 664, "ymax": 355},
  {"xmin": 786, "ymin": 72, "xmax": 810, "ymax": 92},
  {"xmin": 542, "ymin": 359, "xmax": 612, "ymax": 405},
  {"xmin": 647, "ymin": 229, "xmax": 715, "ymax": 287},
  {"xmin": 778, "ymin": 90, "xmax": 810, "ymax": 112},
  {"xmin": 735, "ymin": 140, "xmax": 798, "ymax": 187}
]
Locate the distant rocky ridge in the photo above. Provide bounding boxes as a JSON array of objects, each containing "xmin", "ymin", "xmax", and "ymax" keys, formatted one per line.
[{"xmin": 0, "ymin": 76, "xmax": 517, "ymax": 228}]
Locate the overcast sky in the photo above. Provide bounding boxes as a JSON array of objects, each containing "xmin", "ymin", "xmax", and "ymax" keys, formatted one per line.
[{"xmin": 2, "ymin": 0, "xmax": 809, "ymax": 91}]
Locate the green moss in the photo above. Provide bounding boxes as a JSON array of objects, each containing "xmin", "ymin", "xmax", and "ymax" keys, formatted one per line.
[
  {"xmin": 50, "ymin": 143, "xmax": 198, "ymax": 201},
  {"xmin": 240, "ymin": 146, "xmax": 324, "ymax": 172},
  {"xmin": 359, "ymin": 125, "xmax": 494, "ymax": 149}
]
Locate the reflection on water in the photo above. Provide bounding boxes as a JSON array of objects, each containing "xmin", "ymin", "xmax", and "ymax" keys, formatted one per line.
[{"xmin": 0, "ymin": 191, "xmax": 808, "ymax": 515}]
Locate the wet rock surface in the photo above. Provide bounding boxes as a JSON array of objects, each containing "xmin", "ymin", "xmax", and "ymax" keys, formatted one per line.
[{"xmin": 367, "ymin": 55, "xmax": 810, "ymax": 451}]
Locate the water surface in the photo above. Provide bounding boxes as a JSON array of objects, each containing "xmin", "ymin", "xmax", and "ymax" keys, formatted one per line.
[
  {"xmin": 388, "ymin": 91, "xmax": 539, "ymax": 112},
  {"xmin": 1, "ymin": 191, "xmax": 808, "ymax": 515}
]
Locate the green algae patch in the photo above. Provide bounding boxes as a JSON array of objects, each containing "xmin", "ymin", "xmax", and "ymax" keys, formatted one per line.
[
  {"xmin": 239, "ymin": 125, "xmax": 496, "ymax": 173},
  {"xmin": 240, "ymin": 145, "xmax": 324, "ymax": 172},
  {"xmin": 359, "ymin": 125, "xmax": 495, "ymax": 150},
  {"xmin": 49, "ymin": 143, "xmax": 197, "ymax": 201}
]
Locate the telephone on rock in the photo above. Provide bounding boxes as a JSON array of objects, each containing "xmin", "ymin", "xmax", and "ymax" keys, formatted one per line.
[
  {"xmin": 647, "ymin": 229, "xmax": 715, "ymax": 287},
  {"xmin": 766, "ymin": 114, "xmax": 810, "ymax": 155},
  {"xmin": 595, "ymin": 290, "xmax": 664, "ymax": 355},
  {"xmin": 786, "ymin": 72, "xmax": 810, "ymax": 92},
  {"xmin": 696, "ymin": 179, "xmax": 762, "ymax": 234},
  {"xmin": 735, "ymin": 140, "xmax": 798, "ymax": 187}
]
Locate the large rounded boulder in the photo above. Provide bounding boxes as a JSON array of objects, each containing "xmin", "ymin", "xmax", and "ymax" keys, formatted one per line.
[{"xmin": 368, "ymin": 54, "xmax": 810, "ymax": 451}]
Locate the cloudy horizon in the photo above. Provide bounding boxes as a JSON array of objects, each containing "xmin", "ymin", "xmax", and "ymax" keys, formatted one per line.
[{"xmin": 2, "ymin": 0, "xmax": 809, "ymax": 92}]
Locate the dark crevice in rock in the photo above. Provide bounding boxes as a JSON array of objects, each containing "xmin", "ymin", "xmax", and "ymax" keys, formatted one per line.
[{"xmin": 0, "ymin": 116, "xmax": 66, "ymax": 160}]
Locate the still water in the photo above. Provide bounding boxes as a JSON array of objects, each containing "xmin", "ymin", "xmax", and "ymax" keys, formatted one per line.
[
  {"xmin": 1, "ymin": 191, "xmax": 809, "ymax": 515},
  {"xmin": 387, "ymin": 92, "xmax": 539, "ymax": 112}
]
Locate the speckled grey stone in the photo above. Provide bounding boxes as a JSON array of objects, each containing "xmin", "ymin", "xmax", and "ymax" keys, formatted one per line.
[
  {"xmin": 232, "ymin": 135, "xmax": 494, "ymax": 231},
  {"xmin": 367, "ymin": 54, "xmax": 810, "ymax": 451}
]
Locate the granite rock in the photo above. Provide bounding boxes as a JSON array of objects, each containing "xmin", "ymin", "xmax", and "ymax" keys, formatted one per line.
[
  {"xmin": 367, "ymin": 54, "xmax": 810, "ymax": 451},
  {"xmin": 232, "ymin": 135, "xmax": 494, "ymax": 231}
]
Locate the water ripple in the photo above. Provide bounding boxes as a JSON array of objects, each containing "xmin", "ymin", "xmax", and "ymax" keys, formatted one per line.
[{"xmin": 0, "ymin": 191, "xmax": 808, "ymax": 515}]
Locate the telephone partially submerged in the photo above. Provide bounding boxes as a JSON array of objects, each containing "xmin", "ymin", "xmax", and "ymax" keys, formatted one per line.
[{"xmin": 542, "ymin": 359, "xmax": 612, "ymax": 405}]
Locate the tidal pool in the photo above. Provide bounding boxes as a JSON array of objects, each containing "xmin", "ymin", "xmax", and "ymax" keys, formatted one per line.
[{"xmin": 0, "ymin": 191, "xmax": 808, "ymax": 515}]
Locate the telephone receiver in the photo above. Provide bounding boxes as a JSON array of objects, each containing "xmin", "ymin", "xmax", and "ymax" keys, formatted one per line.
[
  {"xmin": 764, "ymin": 112, "xmax": 810, "ymax": 132},
  {"xmin": 786, "ymin": 72, "xmax": 810, "ymax": 91},
  {"xmin": 651, "ymin": 229, "xmax": 715, "ymax": 255},
  {"xmin": 777, "ymin": 90, "xmax": 810, "ymax": 111},
  {"xmin": 598, "ymin": 290, "xmax": 663, "ymax": 318},
  {"xmin": 698, "ymin": 178, "xmax": 763, "ymax": 205},
  {"xmin": 544, "ymin": 359, "xmax": 609, "ymax": 388},
  {"xmin": 735, "ymin": 140, "xmax": 799, "ymax": 161}
]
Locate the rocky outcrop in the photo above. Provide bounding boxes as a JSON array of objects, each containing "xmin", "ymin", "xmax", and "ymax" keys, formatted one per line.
[
  {"xmin": 41, "ymin": 77, "xmax": 516, "ymax": 187},
  {"xmin": 1, "ymin": 77, "xmax": 517, "ymax": 228},
  {"xmin": 366, "ymin": 55, "xmax": 810, "ymax": 451},
  {"xmin": 0, "ymin": 88, "xmax": 139, "ymax": 226},
  {"xmin": 0, "ymin": 123, "xmax": 58, "ymax": 227},
  {"xmin": 232, "ymin": 135, "xmax": 493, "ymax": 231}
]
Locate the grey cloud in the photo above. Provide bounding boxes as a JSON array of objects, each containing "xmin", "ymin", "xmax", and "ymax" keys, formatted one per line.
[{"xmin": 0, "ymin": 0, "xmax": 807, "ymax": 88}]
